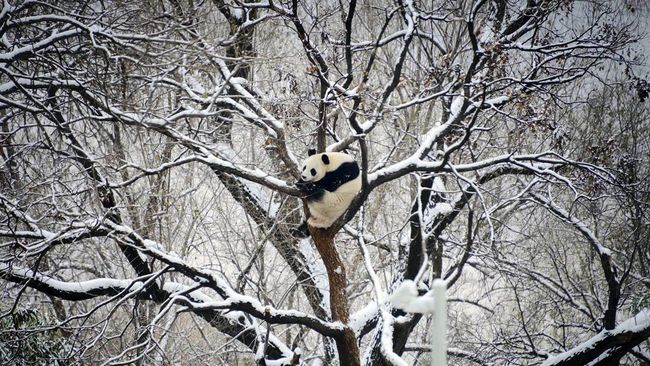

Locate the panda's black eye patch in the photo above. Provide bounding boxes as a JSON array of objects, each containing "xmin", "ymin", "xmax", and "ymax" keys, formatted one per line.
[{"xmin": 311, "ymin": 168, "xmax": 316, "ymax": 176}]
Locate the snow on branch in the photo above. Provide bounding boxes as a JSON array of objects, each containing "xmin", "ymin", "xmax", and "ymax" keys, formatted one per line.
[
  {"xmin": 173, "ymin": 294, "xmax": 344, "ymax": 338},
  {"xmin": 0, "ymin": 263, "xmax": 145, "ymax": 301},
  {"xmin": 367, "ymin": 147, "xmax": 567, "ymax": 190},
  {"xmin": 52, "ymin": 85, "xmax": 301, "ymax": 196},
  {"xmin": 541, "ymin": 308, "xmax": 650, "ymax": 366},
  {"xmin": 0, "ymin": 262, "xmax": 298, "ymax": 362},
  {"xmin": 527, "ymin": 192, "xmax": 622, "ymax": 329},
  {"xmin": 161, "ymin": 281, "xmax": 298, "ymax": 363},
  {"xmin": 1, "ymin": 199, "xmax": 341, "ymax": 339},
  {"xmin": 0, "ymin": 28, "xmax": 83, "ymax": 62},
  {"xmin": 102, "ymin": 220, "xmax": 344, "ymax": 337},
  {"xmin": 528, "ymin": 193, "xmax": 613, "ymax": 257}
]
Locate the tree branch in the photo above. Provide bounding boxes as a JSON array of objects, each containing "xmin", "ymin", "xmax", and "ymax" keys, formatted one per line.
[{"xmin": 541, "ymin": 309, "xmax": 650, "ymax": 366}]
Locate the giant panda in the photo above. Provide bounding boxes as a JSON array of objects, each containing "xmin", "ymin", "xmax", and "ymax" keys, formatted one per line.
[{"xmin": 296, "ymin": 149, "xmax": 362, "ymax": 228}]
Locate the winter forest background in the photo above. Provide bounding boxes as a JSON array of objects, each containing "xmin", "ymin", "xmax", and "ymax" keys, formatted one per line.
[{"xmin": 1, "ymin": 0, "xmax": 649, "ymax": 365}]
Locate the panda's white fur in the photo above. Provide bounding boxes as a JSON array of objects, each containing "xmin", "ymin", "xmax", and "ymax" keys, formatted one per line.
[{"xmin": 298, "ymin": 151, "xmax": 361, "ymax": 228}]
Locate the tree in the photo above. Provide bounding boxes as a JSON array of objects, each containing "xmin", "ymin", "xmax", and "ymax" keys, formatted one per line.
[
  {"xmin": 0, "ymin": 308, "xmax": 67, "ymax": 365},
  {"xmin": 1, "ymin": 0, "xmax": 648, "ymax": 364}
]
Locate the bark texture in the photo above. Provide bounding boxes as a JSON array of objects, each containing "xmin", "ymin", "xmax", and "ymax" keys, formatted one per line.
[{"xmin": 309, "ymin": 226, "xmax": 361, "ymax": 366}]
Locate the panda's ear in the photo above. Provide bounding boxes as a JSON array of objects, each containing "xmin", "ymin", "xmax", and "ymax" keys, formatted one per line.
[
  {"xmin": 321, "ymin": 154, "xmax": 330, "ymax": 165},
  {"xmin": 308, "ymin": 149, "xmax": 316, "ymax": 156}
]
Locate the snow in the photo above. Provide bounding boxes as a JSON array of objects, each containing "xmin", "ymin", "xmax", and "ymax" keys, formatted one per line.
[
  {"xmin": 451, "ymin": 152, "xmax": 563, "ymax": 172},
  {"xmin": 379, "ymin": 311, "xmax": 409, "ymax": 366},
  {"xmin": 397, "ymin": 296, "xmax": 436, "ymax": 314},
  {"xmin": 431, "ymin": 176, "xmax": 445, "ymax": 192},
  {"xmin": 298, "ymin": 238, "xmax": 330, "ymax": 314},
  {"xmin": 389, "ymin": 280, "xmax": 447, "ymax": 365},
  {"xmin": 245, "ymin": 182, "xmax": 280, "ymax": 218},
  {"xmin": 349, "ymin": 301, "xmax": 378, "ymax": 335},
  {"xmin": 0, "ymin": 217, "xmax": 105, "ymax": 254},
  {"xmin": 213, "ymin": 57, "xmax": 285, "ymax": 133},
  {"xmin": 199, "ymin": 152, "xmax": 291, "ymax": 212},
  {"xmin": 449, "ymin": 96, "xmax": 464, "ymax": 118},
  {"xmin": 403, "ymin": 0, "xmax": 419, "ymax": 35},
  {"xmin": 0, "ymin": 263, "xmax": 144, "ymax": 294},
  {"xmin": 481, "ymin": 95, "xmax": 509, "ymax": 107},
  {"xmin": 163, "ymin": 283, "xmax": 301, "ymax": 364},
  {"xmin": 530, "ymin": 193, "xmax": 613, "ymax": 257},
  {"xmin": 391, "ymin": 280, "xmax": 418, "ymax": 309},
  {"xmin": 425, "ymin": 202, "xmax": 453, "ymax": 222},
  {"xmin": 541, "ymin": 308, "xmax": 650, "ymax": 365},
  {"xmin": 0, "ymin": 77, "xmax": 82, "ymax": 94},
  {"xmin": 356, "ymin": 212, "xmax": 386, "ymax": 305},
  {"xmin": 0, "ymin": 28, "xmax": 82, "ymax": 62},
  {"xmin": 143, "ymin": 239, "xmax": 164, "ymax": 252},
  {"xmin": 385, "ymin": 95, "xmax": 467, "ymax": 169},
  {"xmin": 264, "ymin": 358, "xmax": 292, "ymax": 366},
  {"xmin": 0, "ymin": 1, "xmax": 12, "ymax": 20},
  {"xmin": 107, "ymin": 229, "xmax": 344, "ymax": 335},
  {"xmin": 117, "ymin": 111, "xmax": 169, "ymax": 127},
  {"xmin": 368, "ymin": 156, "xmax": 418, "ymax": 185},
  {"xmin": 617, "ymin": 308, "xmax": 650, "ymax": 332},
  {"xmin": 231, "ymin": 8, "xmax": 244, "ymax": 21},
  {"xmin": 308, "ymin": 359, "xmax": 323, "ymax": 366},
  {"xmin": 183, "ymin": 74, "xmax": 207, "ymax": 95},
  {"xmin": 229, "ymin": 77, "xmax": 248, "ymax": 85},
  {"xmin": 390, "ymin": 280, "xmax": 436, "ymax": 314}
]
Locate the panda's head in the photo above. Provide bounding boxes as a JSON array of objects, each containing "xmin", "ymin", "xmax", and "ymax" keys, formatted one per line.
[{"xmin": 300, "ymin": 149, "xmax": 330, "ymax": 182}]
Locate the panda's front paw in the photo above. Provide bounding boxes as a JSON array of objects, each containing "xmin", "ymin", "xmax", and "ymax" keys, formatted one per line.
[
  {"xmin": 296, "ymin": 180, "xmax": 314, "ymax": 193},
  {"xmin": 295, "ymin": 180, "xmax": 307, "ymax": 191}
]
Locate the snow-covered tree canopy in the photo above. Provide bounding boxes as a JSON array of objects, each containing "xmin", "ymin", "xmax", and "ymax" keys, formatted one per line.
[{"xmin": 1, "ymin": 0, "xmax": 648, "ymax": 364}]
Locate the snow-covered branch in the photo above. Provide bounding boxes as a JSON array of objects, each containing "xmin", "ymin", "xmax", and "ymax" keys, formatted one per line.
[
  {"xmin": 0, "ymin": 263, "xmax": 146, "ymax": 300},
  {"xmin": 542, "ymin": 309, "xmax": 650, "ymax": 366},
  {"xmin": 1, "ymin": 0, "xmax": 646, "ymax": 364}
]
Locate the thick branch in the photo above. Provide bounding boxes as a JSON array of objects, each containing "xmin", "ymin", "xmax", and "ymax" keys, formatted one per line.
[{"xmin": 541, "ymin": 309, "xmax": 650, "ymax": 366}]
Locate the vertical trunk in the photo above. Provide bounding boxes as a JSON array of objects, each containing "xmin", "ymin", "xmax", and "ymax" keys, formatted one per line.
[
  {"xmin": 0, "ymin": 114, "xmax": 20, "ymax": 191},
  {"xmin": 367, "ymin": 175, "xmax": 447, "ymax": 365},
  {"xmin": 317, "ymin": 81, "xmax": 328, "ymax": 153},
  {"xmin": 602, "ymin": 258, "xmax": 620, "ymax": 331},
  {"xmin": 309, "ymin": 226, "xmax": 360, "ymax": 366}
]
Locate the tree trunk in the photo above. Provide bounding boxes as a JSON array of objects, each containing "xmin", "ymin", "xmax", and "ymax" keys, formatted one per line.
[{"xmin": 309, "ymin": 226, "xmax": 360, "ymax": 366}]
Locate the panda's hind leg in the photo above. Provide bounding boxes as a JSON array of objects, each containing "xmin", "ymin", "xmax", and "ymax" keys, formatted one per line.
[{"xmin": 307, "ymin": 215, "xmax": 331, "ymax": 228}]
